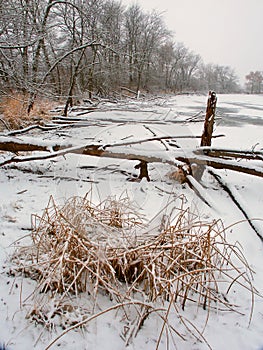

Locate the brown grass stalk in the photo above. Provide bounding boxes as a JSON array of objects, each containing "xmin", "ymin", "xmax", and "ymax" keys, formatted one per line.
[{"xmin": 9, "ymin": 193, "xmax": 257, "ymax": 348}]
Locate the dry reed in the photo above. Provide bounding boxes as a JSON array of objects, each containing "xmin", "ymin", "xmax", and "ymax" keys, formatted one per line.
[
  {"xmin": 0, "ymin": 93, "xmax": 55, "ymax": 129},
  {"xmin": 10, "ymin": 193, "xmax": 257, "ymax": 347}
]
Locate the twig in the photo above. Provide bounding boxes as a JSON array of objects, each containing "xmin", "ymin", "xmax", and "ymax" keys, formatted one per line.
[
  {"xmin": 143, "ymin": 124, "xmax": 170, "ymax": 151},
  {"xmin": 0, "ymin": 117, "xmax": 10, "ymax": 131}
]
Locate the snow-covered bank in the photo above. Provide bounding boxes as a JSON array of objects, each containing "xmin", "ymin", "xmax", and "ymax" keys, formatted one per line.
[{"xmin": 0, "ymin": 94, "xmax": 262, "ymax": 350}]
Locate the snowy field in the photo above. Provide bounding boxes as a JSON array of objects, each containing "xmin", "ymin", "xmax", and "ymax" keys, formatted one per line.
[{"xmin": 0, "ymin": 93, "xmax": 263, "ymax": 350}]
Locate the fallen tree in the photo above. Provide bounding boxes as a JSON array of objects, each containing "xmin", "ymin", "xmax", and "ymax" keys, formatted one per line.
[
  {"xmin": 1, "ymin": 135, "xmax": 262, "ymax": 178},
  {"xmin": 1, "ymin": 92, "xmax": 262, "ymax": 239}
]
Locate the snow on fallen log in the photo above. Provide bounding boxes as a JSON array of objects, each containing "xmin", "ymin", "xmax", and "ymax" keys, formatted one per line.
[
  {"xmin": 0, "ymin": 135, "xmax": 262, "ymax": 179},
  {"xmin": 0, "ymin": 135, "xmax": 68, "ymax": 153},
  {"xmin": 177, "ymin": 153, "xmax": 263, "ymax": 179},
  {"xmin": 0, "ymin": 140, "xmax": 184, "ymax": 168},
  {"xmin": 194, "ymin": 146, "xmax": 263, "ymax": 161}
]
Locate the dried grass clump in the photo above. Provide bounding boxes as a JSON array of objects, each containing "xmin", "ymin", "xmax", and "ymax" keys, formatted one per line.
[
  {"xmin": 0, "ymin": 93, "xmax": 54, "ymax": 129},
  {"xmin": 12, "ymin": 194, "xmax": 144, "ymax": 296},
  {"xmin": 10, "ymin": 194, "xmax": 257, "ymax": 346},
  {"xmin": 168, "ymin": 167, "xmax": 188, "ymax": 184}
]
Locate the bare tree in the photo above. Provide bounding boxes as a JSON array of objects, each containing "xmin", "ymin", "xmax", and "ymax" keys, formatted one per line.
[
  {"xmin": 0, "ymin": 0, "xmax": 241, "ymax": 107},
  {"xmin": 197, "ymin": 63, "xmax": 240, "ymax": 93},
  {"xmin": 245, "ymin": 71, "xmax": 263, "ymax": 94}
]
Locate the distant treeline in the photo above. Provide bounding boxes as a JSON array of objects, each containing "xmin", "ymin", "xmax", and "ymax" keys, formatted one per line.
[{"xmin": 0, "ymin": 0, "xmax": 241, "ymax": 106}]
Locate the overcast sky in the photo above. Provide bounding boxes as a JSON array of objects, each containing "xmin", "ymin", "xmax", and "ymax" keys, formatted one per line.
[{"xmin": 121, "ymin": 0, "xmax": 263, "ymax": 84}]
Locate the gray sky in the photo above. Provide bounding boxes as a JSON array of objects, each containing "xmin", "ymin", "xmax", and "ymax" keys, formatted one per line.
[{"xmin": 121, "ymin": 0, "xmax": 263, "ymax": 84}]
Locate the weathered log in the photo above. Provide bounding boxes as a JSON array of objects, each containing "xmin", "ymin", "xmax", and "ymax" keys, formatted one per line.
[
  {"xmin": 201, "ymin": 91, "xmax": 217, "ymax": 147},
  {"xmin": 194, "ymin": 91, "xmax": 217, "ymax": 181},
  {"xmin": 134, "ymin": 161, "xmax": 150, "ymax": 181},
  {"xmin": 177, "ymin": 154, "xmax": 263, "ymax": 179},
  {"xmin": 0, "ymin": 142, "xmax": 180, "ymax": 167},
  {"xmin": 0, "ymin": 134, "xmax": 223, "ymax": 154},
  {"xmin": 0, "ymin": 137, "xmax": 63, "ymax": 153},
  {"xmin": 1, "ymin": 135, "xmax": 262, "ymax": 212},
  {"xmin": 194, "ymin": 147, "xmax": 263, "ymax": 161},
  {"xmin": 1, "ymin": 136, "xmax": 262, "ymax": 180}
]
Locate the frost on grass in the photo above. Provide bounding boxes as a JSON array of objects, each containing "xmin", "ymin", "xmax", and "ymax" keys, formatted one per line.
[{"xmin": 9, "ymin": 193, "xmax": 257, "ymax": 347}]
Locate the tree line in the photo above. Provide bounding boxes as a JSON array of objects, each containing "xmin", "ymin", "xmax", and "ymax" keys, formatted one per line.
[{"xmin": 0, "ymin": 0, "xmax": 243, "ymax": 112}]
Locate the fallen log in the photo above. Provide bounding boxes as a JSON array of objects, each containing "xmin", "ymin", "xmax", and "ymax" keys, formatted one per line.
[
  {"xmin": 177, "ymin": 154, "xmax": 263, "ymax": 179},
  {"xmin": 0, "ymin": 136, "xmax": 63, "ymax": 153},
  {"xmin": 194, "ymin": 147, "xmax": 263, "ymax": 161},
  {"xmin": 1, "ymin": 136, "xmax": 262, "ymax": 179},
  {"xmin": 0, "ymin": 142, "xmax": 181, "ymax": 167},
  {"xmin": 0, "ymin": 134, "xmax": 224, "ymax": 155},
  {"xmin": 1, "ymin": 134, "xmax": 262, "ymax": 212}
]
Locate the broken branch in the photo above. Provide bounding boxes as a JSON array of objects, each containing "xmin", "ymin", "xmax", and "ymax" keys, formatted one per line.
[{"xmin": 208, "ymin": 169, "xmax": 263, "ymax": 241}]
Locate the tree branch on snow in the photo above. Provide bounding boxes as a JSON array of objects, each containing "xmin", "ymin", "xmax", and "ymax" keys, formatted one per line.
[
  {"xmin": 208, "ymin": 169, "xmax": 263, "ymax": 241},
  {"xmin": 143, "ymin": 125, "xmax": 169, "ymax": 151},
  {"xmin": 6, "ymin": 124, "xmax": 60, "ymax": 136}
]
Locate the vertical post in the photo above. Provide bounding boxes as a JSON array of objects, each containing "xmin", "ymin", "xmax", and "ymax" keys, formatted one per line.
[
  {"xmin": 134, "ymin": 161, "xmax": 150, "ymax": 181},
  {"xmin": 201, "ymin": 91, "xmax": 217, "ymax": 147},
  {"xmin": 193, "ymin": 91, "xmax": 217, "ymax": 181}
]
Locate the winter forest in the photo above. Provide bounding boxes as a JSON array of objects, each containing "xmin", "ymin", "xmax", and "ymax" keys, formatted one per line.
[
  {"xmin": 0, "ymin": 0, "xmax": 243, "ymax": 107},
  {"xmin": 0, "ymin": 1, "xmax": 263, "ymax": 350}
]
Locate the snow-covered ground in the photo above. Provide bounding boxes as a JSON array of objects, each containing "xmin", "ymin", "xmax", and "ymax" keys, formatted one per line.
[{"xmin": 0, "ymin": 93, "xmax": 263, "ymax": 350}]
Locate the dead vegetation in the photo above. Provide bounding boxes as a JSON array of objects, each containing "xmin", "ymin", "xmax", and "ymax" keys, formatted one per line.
[
  {"xmin": 0, "ymin": 93, "xmax": 55, "ymax": 130},
  {"xmin": 9, "ymin": 193, "xmax": 257, "ymax": 348}
]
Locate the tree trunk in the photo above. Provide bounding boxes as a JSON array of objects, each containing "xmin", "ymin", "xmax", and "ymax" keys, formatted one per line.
[
  {"xmin": 201, "ymin": 91, "xmax": 217, "ymax": 147},
  {"xmin": 194, "ymin": 91, "xmax": 217, "ymax": 181}
]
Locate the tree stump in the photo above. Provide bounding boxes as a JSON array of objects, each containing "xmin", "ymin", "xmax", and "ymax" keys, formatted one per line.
[
  {"xmin": 194, "ymin": 91, "xmax": 217, "ymax": 181},
  {"xmin": 201, "ymin": 91, "xmax": 217, "ymax": 147},
  {"xmin": 134, "ymin": 161, "xmax": 150, "ymax": 181}
]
